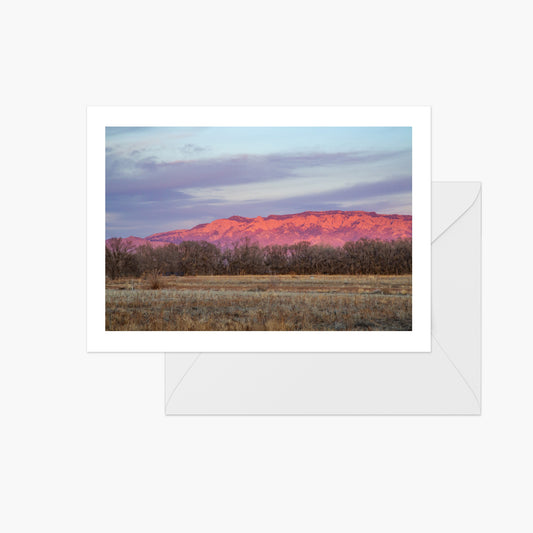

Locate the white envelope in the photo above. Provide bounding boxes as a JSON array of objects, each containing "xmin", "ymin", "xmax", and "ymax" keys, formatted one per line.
[{"xmin": 165, "ymin": 182, "xmax": 481, "ymax": 415}]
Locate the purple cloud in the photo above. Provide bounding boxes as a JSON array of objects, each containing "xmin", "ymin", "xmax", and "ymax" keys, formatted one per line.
[
  {"xmin": 106, "ymin": 149, "xmax": 409, "ymax": 187},
  {"xmin": 106, "ymin": 149, "xmax": 411, "ymax": 238}
]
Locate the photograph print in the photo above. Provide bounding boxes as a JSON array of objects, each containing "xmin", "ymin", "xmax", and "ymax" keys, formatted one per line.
[{"xmin": 105, "ymin": 125, "xmax": 413, "ymax": 332}]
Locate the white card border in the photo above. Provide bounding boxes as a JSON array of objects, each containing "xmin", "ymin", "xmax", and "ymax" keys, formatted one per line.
[{"xmin": 87, "ymin": 106, "xmax": 431, "ymax": 352}]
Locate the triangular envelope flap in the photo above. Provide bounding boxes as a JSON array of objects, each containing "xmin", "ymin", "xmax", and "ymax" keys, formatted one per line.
[
  {"xmin": 432, "ymin": 182, "xmax": 481, "ymax": 241},
  {"xmin": 431, "ymin": 190, "xmax": 482, "ymax": 408}
]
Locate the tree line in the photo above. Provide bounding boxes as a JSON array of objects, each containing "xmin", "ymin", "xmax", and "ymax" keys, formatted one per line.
[{"xmin": 105, "ymin": 237, "xmax": 412, "ymax": 279}]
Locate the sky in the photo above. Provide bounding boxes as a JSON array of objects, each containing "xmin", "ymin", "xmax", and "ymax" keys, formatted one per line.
[{"xmin": 106, "ymin": 126, "xmax": 412, "ymax": 238}]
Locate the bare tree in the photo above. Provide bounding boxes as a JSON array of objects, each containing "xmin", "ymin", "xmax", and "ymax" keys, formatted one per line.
[
  {"xmin": 107, "ymin": 238, "xmax": 412, "ymax": 277},
  {"xmin": 105, "ymin": 238, "xmax": 139, "ymax": 279}
]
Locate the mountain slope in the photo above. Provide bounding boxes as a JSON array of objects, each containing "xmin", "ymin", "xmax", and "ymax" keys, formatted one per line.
[{"xmin": 134, "ymin": 210, "xmax": 412, "ymax": 248}]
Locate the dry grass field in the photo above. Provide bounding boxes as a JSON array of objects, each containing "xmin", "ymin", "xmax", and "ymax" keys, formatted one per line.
[{"xmin": 105, "ymin": 274, "xmax": 411, "ymax": 331}]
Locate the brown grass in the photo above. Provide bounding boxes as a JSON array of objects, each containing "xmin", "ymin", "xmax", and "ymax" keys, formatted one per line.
[
  {"xmin": 105, "ymin": 274, "xmax": 412, "ymax": 331},
  {"xmin": 146, "ymin": 269, "xmax": 164, "ymax": 290}
]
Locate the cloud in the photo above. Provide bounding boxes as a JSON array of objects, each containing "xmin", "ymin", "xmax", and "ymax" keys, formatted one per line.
[
  {"xmin": 106, "ymin": 148, "xmax": 410, "ymax": 187},
  {"xmin": 106, "ymin": 176, "xmax": 411, "ymax": 238},
  {"xmin": 197, "ymin": 175, "xmax": 412, "ymax": 219},
  {"xmin": 179, "ymin": 143, "xmax": 209, "ymax": 157},
  {"xmin": 105, "ymin": 148, "xmax": 411, "ymax": 238},
  {"xmin": 301, "ymin": 174, "xmax": 412, "ymax": 204}
]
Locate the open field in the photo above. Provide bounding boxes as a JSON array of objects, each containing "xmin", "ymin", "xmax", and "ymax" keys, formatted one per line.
[{"xmin": 105, "ymin": 274, "xmax": 412, "ymax": 331}]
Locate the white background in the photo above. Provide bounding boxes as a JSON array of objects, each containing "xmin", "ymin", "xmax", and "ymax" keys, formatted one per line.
[{"xmin": 1, "ymin": 1, "xmax": 531, "ymax": 532}]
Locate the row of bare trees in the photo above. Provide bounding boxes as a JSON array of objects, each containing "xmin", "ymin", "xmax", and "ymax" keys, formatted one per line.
[{"xmin": 105, "ymin": 237, "xmax": 412, "ymax": 279}]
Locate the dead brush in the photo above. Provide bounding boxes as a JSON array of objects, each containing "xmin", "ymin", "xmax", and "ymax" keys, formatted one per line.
[
  {"xmin": 106, "ymin": 274, "xmax": 412, "ymax": 331},
  {"xmin": 146, "ymin": 268, "xmax": 164, "ymax": 290}
]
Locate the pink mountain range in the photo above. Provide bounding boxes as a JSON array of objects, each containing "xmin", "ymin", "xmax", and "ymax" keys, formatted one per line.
[{"xmin": 108, "ymin": 210, "xmax": 412, "ymax": 249}]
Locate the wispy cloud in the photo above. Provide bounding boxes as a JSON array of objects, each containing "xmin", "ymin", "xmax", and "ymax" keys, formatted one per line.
[
  {"xmin": 105, "ymin": 134, "xmax": 412, "ymax": 238},
  {"xmin": 107, "ymin": 149, "xmax": 409, "ymax": 187}
]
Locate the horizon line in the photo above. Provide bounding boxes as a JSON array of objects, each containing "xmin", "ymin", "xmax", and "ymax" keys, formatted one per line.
[{"xmin": 107, "ymin": 208, "xmax": 412, "ymax": 240}]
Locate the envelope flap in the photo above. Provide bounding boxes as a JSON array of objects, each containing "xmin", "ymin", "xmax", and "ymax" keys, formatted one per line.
[{"xmin": 432, "ymin": 182, "xmax": 481, "ymax": 241}]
